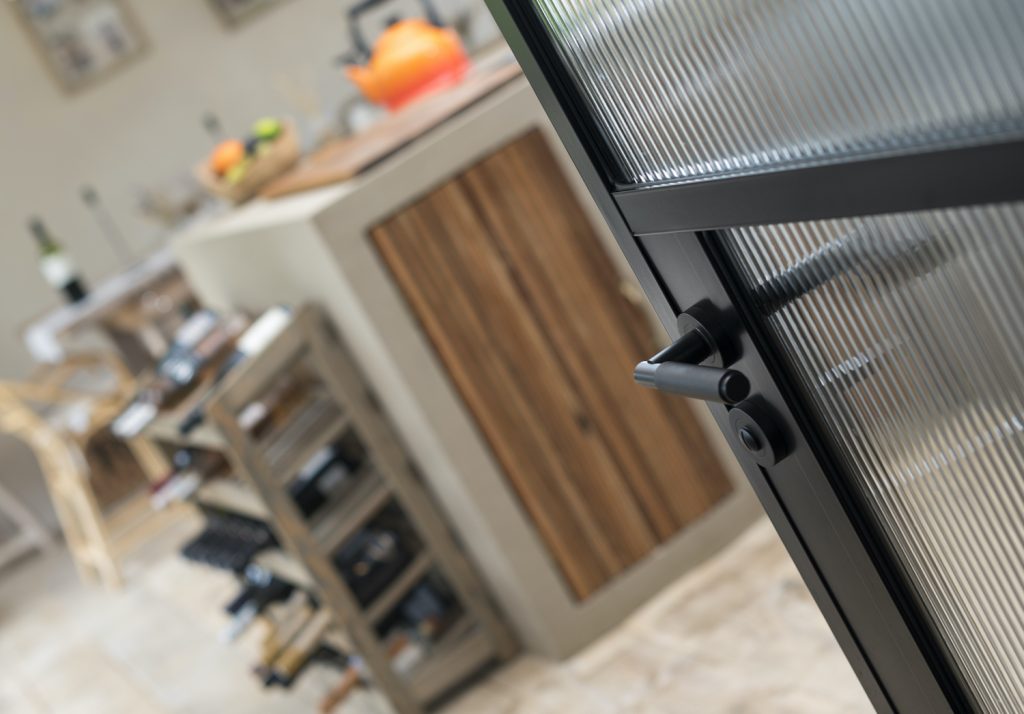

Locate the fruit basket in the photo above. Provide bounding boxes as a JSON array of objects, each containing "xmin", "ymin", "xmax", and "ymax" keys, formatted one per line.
[{"xmin": 195, "ymin": 120, "xmax": 300, "ymax": 204}]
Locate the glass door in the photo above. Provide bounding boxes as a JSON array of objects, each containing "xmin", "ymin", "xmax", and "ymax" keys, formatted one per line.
[
  {"xmin": 721, "ymin": 209, "xmax": 1024, "ymax": 714},
  {"xmin": 489, "ymin": 1, "xmax": 1024, "ymax": 712}
]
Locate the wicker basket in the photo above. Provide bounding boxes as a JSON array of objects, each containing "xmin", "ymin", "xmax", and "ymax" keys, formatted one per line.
[{"xmin": 195, "ymin": 122, "xmax": 301, "ymax": 204}]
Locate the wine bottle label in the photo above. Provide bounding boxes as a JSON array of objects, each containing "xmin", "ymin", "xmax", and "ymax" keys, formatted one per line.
[
  {"xmin": 315, "ymin": 463, "xmax": 348, "ymax": 495},
  {"xmin": 237, "ymin": 306, "xmax": 292, "ymax": 356},
  {"xmin": 238, "ymin": 401, "xmax": 269, "ymax": 432},
  {"xmin": 173, "ymin": 310, "xmax": 219, "ymax": 348},
  {"xmin": 39, "ymin": 253, "xmax": 76, "ymax": 289},
  {"xmin": 150, "ymin": 472, "xmax": 202, "ymax": 510},
  {"xmin": 391, "ymin": 639, "xmax": 426, "ymax": 674},
  {"xmin": 295, "ymin": 445, "xmax": 335, "ymax": 483},
  {"xmin": 112, "ymin": 401, "xmax": 158, "ymax": 438}
]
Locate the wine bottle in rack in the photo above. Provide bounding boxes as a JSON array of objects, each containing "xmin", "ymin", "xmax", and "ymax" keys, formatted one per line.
[
  {"xmin": 397, "ymin": 581, "xmax": 454, "ymax": 640},
  {"xmin": 113, "ymin": 311, "xmax": 248, "ymax": 437},
  {"xmin": 150, "ymin": 448, "xmax": 230, "ymax": 510},
  {"xmin": 266, "ymin": 642, "xmax": 348, "ymax": 690},
  {"xmin": 179, "ymin": 305, "xmax": 293, "ymax": 435},
  {"xmin": 170, "ymin": 312, "xmax": 249, "ymax": 387},
  {"xmin": 221, "ymin": 564, "xmax": 295, "ymax": 643},
  {"xmin": 113, "ymin": 309, "xmax": 218, "ymax": 436},
  {"xmin": 289, "ymin": 431, "xmax": 366, "ymax": 518},
  {"xmin": 377, "ymin": 576, "xmax": 459, "ymax": 674},
  {"xmin": 29, "ymin": 217, "xmax": 89, "ymax": 303},
  {"xmin": 260, "ymin": 609, "xmax": 343, "ymax": 688},
  {"xmin": 158, "ymin": 309, "xmax": 220, "ymax": 375},
  {"xmin": 258, "ymin": 591, "xmax": 315, "ymax": 670},
  {"xmin": 333, "ymin": 527, "xmax": 411, "ymax": 606},
  {"xmin": 236, "ymin": 373, "xmax": 312, "ymax": 437}
]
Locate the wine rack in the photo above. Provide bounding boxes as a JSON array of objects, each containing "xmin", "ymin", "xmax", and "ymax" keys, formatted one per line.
[{"xmin": 198, "ymin": 305, "xmax": 517, "ymax": 714}]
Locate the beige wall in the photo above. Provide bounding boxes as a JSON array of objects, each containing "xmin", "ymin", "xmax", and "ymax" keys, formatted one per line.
[
  {"xmin": 0, "ymin": 0, "xmax": 496, "ymax": 379},
  {"xmin": 0, "ymin": 0, "xmax": 497, "ymax": 524}
]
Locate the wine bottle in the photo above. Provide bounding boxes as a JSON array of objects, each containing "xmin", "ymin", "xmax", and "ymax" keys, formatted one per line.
[
  {"xmin": 179, "ymin": 306, "xmax": 292, "ymax": 435},
  {"xmin": 265, "ymin": 642, "xmax": 347, "ymax": 689},
  {"xmin": 333, "ymin": 527, "xmax": 410, "ymax": 606},
  {"xmin": 289, "ymin": 433, "xmax": 365, "ymax": 517},
  {"xmin": 259, "ymin": 592, "xmax": 315, "ymax": 668},
  {"xmin": 134, "ymin": 308, "xmax": 218, "ymax": 398},
  {"xmin": 168, "ymin": 312, "xmax": 248, "ymax": 387},
  {"xmin": 389, "ymin": 633, "xmax": 427, "ymax": 676},
  {"xmin": 260, "ymin": 609, "xmax": 339, "ymax": 687},
  {"xmin": 112, "ymin": 311, "xmax": 247, "ymax": 438},
  {"xmin": 112, "ymin": 309, "xmax": 220, "ymax": 436},
  {"xmin": 29, "ymin": 217, "xmax": 88, "ymax": 303},
  {"xmin": 398, "ymin": 581, "xmax": 451, "ymax": 638},
  {"xmin": 236, "ymin": 374, "xmax": 311, "ymax": 437},
  {"xmin": 377, "ymin": 576, "xmax": 458, "ymax": 654},
  {"xmin": 221, "ymin": 564, "xmax": 295, "ymax": 643},
  {"xmin": 150, "ymin": 448, "xmax": 229, "ymax": 510}
]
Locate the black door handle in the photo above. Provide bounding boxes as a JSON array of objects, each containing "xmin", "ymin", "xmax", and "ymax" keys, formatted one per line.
[
  {"xmin": 634, "ymin": 304, "xmax": 786, "ymax": 465},
  {"xmin": 633, "ymin": 308, "xmax": 749, "ymax": 405}
]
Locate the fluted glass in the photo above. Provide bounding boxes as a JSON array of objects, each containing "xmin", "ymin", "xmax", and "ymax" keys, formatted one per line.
[
  {"xmin": 722, "ymin": 203, "xmax": 1024, "ymax": 713},
  {"xmin": 531, "ymin": 0, "xmax": 1024, "ymax": 185}
]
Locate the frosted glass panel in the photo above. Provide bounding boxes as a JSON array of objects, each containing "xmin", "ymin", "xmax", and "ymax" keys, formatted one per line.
[
  {"xmin": 722, "ymin": 204, "xmax": 1024, "ymax": 713},
  {"xmin": 531, "ymin": 0, "xmax": 1024, "ymax": 185}
]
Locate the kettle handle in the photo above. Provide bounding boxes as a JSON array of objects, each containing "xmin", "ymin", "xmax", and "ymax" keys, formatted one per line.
[{"xmin": 344, "ymin": 0, "xmax": 444, "ymax": 60}]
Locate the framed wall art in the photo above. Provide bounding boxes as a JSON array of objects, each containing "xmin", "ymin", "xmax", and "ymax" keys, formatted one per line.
[
  {"xmin": 207, "ymin": 0, "xmax": 289, "ymax": 27},
  {"xmin": 14, "ymin": 0, "xmax": 147, "ymax": 93}
]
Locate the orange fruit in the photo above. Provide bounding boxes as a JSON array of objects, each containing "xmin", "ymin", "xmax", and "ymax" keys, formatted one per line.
[{"xmin": 209, "ymin": 140, "xmax": 246, "ymax": 176}]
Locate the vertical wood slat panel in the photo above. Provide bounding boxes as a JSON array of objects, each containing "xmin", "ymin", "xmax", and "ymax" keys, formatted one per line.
[
  {"xmin": 460, "ymin": 132, "xmax": 734, "ymax": 525},
  {"xmin": 371, "ymin": 130, "xmax": 733, "ymax": 599},
  {"xmin": 413, "ymin": 183, "xmax": 660, "ymax": 565},
  {"xmin": 373, "ymin": 186, "xmax": 622, "ymax": 597}
]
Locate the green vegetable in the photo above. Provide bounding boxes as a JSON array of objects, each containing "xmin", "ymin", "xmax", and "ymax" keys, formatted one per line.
[{"xmin": 251, "ymin": 117, "xmax": 283, "ymax": 142}]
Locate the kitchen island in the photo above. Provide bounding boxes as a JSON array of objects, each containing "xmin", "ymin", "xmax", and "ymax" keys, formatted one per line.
[{"xmin": 173, "ymin": 64, "xmax": 759, "ymax": 658}]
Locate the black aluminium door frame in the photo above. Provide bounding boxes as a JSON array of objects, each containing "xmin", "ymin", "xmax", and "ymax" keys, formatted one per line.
[{"xmin": 488, "ymin": 1, "xmax": 1024, "ymax": 712}]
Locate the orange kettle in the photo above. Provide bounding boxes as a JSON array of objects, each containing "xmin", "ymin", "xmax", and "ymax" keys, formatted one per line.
[{"xmin": 343, "ymin": 0, "xmax": 469, "ymax": 111}]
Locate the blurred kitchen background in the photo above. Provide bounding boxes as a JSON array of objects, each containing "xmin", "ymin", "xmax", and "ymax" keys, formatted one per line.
[
  {"xmin": 0, "ymin": 1, "xmax": 869, "ymax": 712},
  {"xmin": 0, "ymin": 0, "xmax": 499, "ymax": 525}
]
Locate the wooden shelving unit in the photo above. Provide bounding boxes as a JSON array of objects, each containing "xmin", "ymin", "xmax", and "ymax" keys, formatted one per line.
[
  {"xmin": 195, "ymin": 305, "xmax": 517, "ymax": 714},
  {"xmin": 136, "ymin": 371, "xmax": 311, "ymax": 590},
  {"xmin": 252, "ymin": 548, "xmax": 313, "ymax": 590},
  {"xmin": 194, "ymin": 479, "xmax": 269, "ymax": 521}
]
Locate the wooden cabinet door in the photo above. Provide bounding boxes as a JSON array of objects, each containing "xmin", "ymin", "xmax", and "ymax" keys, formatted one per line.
[{"xmin": 372, "ymin": 130, "xmax": 732, "ymax": 599}]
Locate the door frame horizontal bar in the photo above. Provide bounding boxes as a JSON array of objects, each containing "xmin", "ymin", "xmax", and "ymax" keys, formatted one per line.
[{"xmin": 616, "ymin": 139, "xmax": 1024, "ymax": 235}]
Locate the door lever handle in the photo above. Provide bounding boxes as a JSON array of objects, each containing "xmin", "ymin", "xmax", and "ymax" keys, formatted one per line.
[{"xmin": 634, "ymin": 329, "xmax": 750, "ymax": 405}]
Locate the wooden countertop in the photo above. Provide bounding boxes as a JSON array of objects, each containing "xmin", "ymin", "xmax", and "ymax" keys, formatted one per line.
[
  {"xmin": 173, "ymin": 67, "xmax": 529, "ymax": 250},
  {"xmin": 261, "ymin": 61, "xmax": 522, "ymax": 200}
]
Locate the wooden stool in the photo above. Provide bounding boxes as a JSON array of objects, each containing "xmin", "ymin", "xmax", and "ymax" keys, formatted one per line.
[{"xmin": 0, "ymin": 353, "xmax": 156, "ymax": 589}]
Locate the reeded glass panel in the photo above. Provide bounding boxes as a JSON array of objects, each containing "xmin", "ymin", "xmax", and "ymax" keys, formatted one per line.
[
  {"xmin": 531, "ymin": 0, "xmax": 1024, "ymax": 185},
  {"xmin": 721, "ymin": 204, "xmax": 1024, "ymax": 713}
]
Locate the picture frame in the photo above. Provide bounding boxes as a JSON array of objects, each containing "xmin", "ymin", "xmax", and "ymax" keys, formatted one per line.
[
  {"xmin": 207, "ymin": 0, "xmax": 289, "ymax": 27},
  {"xmin": 13, "ymin": 0, "xmax": 147, "ymax": 94}
]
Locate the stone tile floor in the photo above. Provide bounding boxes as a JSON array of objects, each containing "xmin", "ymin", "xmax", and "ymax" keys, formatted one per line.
[{"xmin": 0, "ymin": 514, "xmax": 870, "ymax": 713}]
